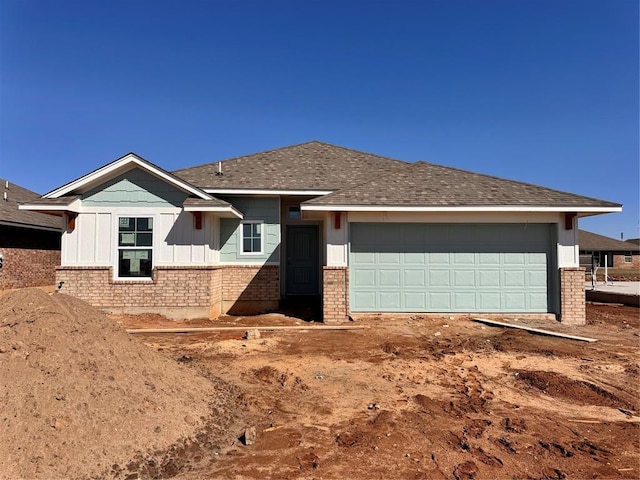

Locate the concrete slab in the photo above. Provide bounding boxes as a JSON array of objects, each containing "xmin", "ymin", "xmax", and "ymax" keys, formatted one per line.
[{"xmin": 585, "ymin": 281, "xmax": 640, "ymax": 296}]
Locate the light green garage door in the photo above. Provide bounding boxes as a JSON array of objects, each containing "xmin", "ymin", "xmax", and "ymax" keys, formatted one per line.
[{"xmin": 350, "ymin": 223, "xmax": 555, "ymax": 313}]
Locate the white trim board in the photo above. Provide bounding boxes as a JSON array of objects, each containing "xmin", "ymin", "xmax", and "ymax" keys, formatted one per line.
[
  {"xmin": 44, "ymin": 154, "xmax": 212, "ymax": 200},
  {"xmin": 204, "ymin": 188, "xmax": 333, "ymax": 196},
  {"xmin": 301, "ymin": 205, "xmax": 622, "ymax": 213}
]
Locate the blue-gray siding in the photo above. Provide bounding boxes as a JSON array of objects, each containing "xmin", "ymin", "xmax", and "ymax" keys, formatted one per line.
[
  {"xmin": 82, "ymin": 168, "xmax": 188, "ymax": 207},
  {"xmin": 350, "ymin": 223, "xmax": 555, "ymax": 313},
  {"xmin": 219, "ymin": 197, "xmax": 280, "ymax": 263}
]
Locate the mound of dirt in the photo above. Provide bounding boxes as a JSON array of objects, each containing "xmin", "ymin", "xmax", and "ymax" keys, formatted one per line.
[{"xmin": 0, "ymin": 289, "xmax": 241, "ymax": 479}]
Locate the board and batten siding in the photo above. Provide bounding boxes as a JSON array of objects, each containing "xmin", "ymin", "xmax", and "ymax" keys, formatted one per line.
[
  {"xmin": 61, "ymin": 210, "xmax": 216, "ymax": 267},
  {"xmin": 219, "ymin": 196, "xmax": 280, "ymax": 264},
  {"xmin": 62, "ymin": 169, "xmax": 215, "ymax": 268}
]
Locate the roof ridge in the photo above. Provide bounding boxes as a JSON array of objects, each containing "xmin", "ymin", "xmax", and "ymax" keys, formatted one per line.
[
  {"xmin": 417, "ymin": 161, "xmax": 622, "ymax": 206},
  {"xmin": 172, "ymin": 140, "xmax": 320, "ymax": 173},
  {"xmin": 172, "ymin": 140, "xmax": 409, "ymax": 173}
]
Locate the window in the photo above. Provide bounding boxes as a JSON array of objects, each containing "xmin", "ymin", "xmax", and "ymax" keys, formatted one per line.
[
  {"xmin": 624, "ymin": 251, "xmax": 633, "ymax": 263},
  {"xmin": 240, "ymin": 221, "xmax": 263, "ymax": 255},
  {"xmin": 288, "ymin": 206, "xmax": 301, "ymax": 219},
  {"xmin": 118, "ymin": 217, "xmax": 153, "ymax": 278}
]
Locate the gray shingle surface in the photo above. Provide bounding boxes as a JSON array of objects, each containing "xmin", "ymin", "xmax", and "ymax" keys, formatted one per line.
[
  {"xmin": 173, "ymin": 141, "xmax": 408, "ymax": 190},
  {"xmin": 579, "ymin": 230, "xmax": 640, "ymax": 252},
  {"xmin": 0, "ymin": 179, "xmax": 63, "ymax": 230},
  {"xmin": 303, "ymin": 161, "xmax": 621, "ymax": 208},
  {"xmin": 182, "ymin": 197, "xmax": 232, "ymax": 207}
]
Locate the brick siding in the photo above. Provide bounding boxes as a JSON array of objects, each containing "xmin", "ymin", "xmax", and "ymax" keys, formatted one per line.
[
  {"xmin": 0, "ymin": 247, "xmax": 60, "ymax": 289},
  {"xmin": 322, "ymin": 266, "xmax": 349, "ymax": 323},
  {"xmin": 612, "ymin": 254, "xmax": 640, "ymax": 269},
  {"xmin": 560, "ymin": 267, "xmax": 586, "ymax": 325},
  {"xmin": 221, "ymin": 265, "xmax": 279, "ymax": 315},
  {"xmin": 55, "ymin": 264, "xmax": 280, "ymax": 319}
]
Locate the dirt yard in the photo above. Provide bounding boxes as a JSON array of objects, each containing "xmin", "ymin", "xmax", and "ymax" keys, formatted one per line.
[{"xmin": 109, "ymin": 304, "xmax": 640, "ymax": 480}]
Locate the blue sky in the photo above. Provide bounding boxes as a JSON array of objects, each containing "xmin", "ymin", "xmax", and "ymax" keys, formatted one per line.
[{"xmin": 1, "ymin": 0, "xmax": 638, "ymax": 239}]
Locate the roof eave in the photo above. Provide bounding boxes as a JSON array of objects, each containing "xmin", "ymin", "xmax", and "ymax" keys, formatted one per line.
[
  {"xmin": 182, "ymin": 205, "xmax": 243, "ymax": 219},
  {"xmin": 44, "ymin": 154, "xmax": 212, "ymax": 200},
  {"xmin": 300, "ymin": 205, "xmax": 623, "ymax": 213}
]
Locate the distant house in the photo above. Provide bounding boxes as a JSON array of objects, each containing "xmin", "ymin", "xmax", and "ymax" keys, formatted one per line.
[
  {"xmin": 21, "ymin": 141, "xmax": 622, "ymax": 325},
  {"xmin": 625, "ymin": 238, "xmax": 640, "ymax": 246},
  {"xmin": 578, "ymin": 229, "xmax": 640, "ymax": 269},
  {"xmin": 0, "ymin": 179, "xmax": 62, "ymax": 289}
]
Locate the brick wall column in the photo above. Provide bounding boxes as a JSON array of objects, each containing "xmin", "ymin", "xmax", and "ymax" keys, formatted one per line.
[
  {"xmin": 560, "ymin": 267, "xmax": 586, "ymax": 325},
  {"xmin": 322, "ymin": 266, "xmax": 349, "ymax": 323}
]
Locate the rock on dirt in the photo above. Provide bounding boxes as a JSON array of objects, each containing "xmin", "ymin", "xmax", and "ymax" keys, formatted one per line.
[{"xmin": 0, "ymin": 288, "xmax": 241, "ymax": 479}]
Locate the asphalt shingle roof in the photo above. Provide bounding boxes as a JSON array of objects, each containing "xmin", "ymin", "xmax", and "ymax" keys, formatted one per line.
[
  {"xmin": 0, "ymin": 179, "xmax": 62, "ymax": 230},
  {"xmin": 578, "ymin": 230, "xmax": 640, "ymax": 252},
  {"xmin": 182, "ymin": 197, "xmax": 232, "ymax": 207},
  {"xmin": 303, "ymin": 161, "xmax": 621, "ymax": 208},
  {"xmin": 173, "ymin": 141, "xmax": 408, "ymax": 191}
]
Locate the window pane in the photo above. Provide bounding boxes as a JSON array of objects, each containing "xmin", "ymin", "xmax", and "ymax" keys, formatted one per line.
[
  {"xmin": 243, "ymin": 238, "xmax": 252, "ymax": 253},
  {"xmin": 136, "ymin": 232, "xmax": 153, "ymax": 246},
  {"xmin": 243, "ymin": 224, "xmax": 252, "ymax": 237},
  {"xmin": 118, "ymin": 249, "xmax": 152, "ymax": 277},
  {"xmin": 119, "ymin": 217, "xmax": 134, "ymax": 231},
  {"xmin": 119, "ymin": 233, "xmax": 136, "ymax": 246},
  {"xmin": 137, "ymin": 218, "xmax": 152, "ymax": 231},
  {"xmin": 254, "ymin": 223, "xmax": 261, "ymax": 235},
  {"xmin": 253, "ymin": 238, "xmax": 261, "ymax": 252}
]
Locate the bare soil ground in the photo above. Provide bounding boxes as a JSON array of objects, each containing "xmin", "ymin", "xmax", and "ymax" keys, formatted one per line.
[
  {"xmin": 0, "ymin": 289, "xmax": 241, "ymax": 480},
  {"xmin": 112, "ymin": 304, "xmax": 640, "ymax": 480}
]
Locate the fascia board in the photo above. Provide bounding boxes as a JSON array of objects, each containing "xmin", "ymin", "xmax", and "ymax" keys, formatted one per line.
[
  {"xmin": 300, "ymin": 205, "xmax": 623, "ymax": 213},
  {"xmin": 44, "ymin": 154, "xmax": 212, "ymax": 200},
  {"xmin": 203, "ymin": 188, "xmax": 333, "ymax": 196},
  {"xmin": 183, "ymin": 205, "xmax": 243, "ymax": 219}
]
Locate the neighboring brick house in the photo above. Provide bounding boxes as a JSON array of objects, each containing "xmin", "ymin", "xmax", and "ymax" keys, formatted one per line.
[
  {"xmin": 578, "ymin": 229, "xmax": 640, "ymax": 269},
  {"xmin": 22, "ymin": 141, "xmax": 623, "ymax": 325},
  {"xmin": 0, "ymin": 179, "xmax": 62, "ymax": 289}
]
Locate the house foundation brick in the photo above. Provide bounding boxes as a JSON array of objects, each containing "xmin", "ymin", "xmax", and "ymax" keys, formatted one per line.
[
  {"xmin": 221, "ymin": 265, "xmax": 279, "ymax": 315},
  {"xmin": 56, "ymin": 264, "xmax": 280, "ymax": 319},
  {"xmin": 323, "ymin": 266, "xmax": 349, "ymax": 323},
  {"xmin": 560, "ymin": 267, "xmax": 586, "ymax": 325},
  {"xmin": 0, "ymin": 247, "xmax": 60, "ymax": 289}
]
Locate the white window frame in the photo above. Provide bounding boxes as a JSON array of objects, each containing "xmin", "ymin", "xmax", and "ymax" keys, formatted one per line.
[
  {"xmin": 239, "ymin": 220, "xmax": 265, "ymax": 256},
  {"xmin": 115, "ymin": 215, "xmax": 154, "ymax": 280},
  {"xmin": 624, "ymin": 251, "xmax": 633, "ymax": 263}
]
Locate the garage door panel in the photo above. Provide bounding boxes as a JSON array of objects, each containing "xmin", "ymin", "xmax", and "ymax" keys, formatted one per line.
[
  {"xmin": 478, "ymin": 253, "xmax": 500, "ymax": 264},
  {"xmin": 428, "ymin": 270, "xmax": 450, "ymax": 287},
  {"xmin": 404, "ymin": 252, "xmax": 427, "ymax": 264},
  {"xmin": 379, "ymin": 292, "xmax": 401, "ymax": 309},
  {"xmin": 528, "ymin": 270, "xmax": 547, "ymax": 287},
  {"xmin": 478, "ymin": 270, "xmax": 500, "ymax": 287},
  {"xmin": 453, "ymin": 292, "xmax": 476, "ymax": 310},
  {"xmin": 505, "ymin": 293, "xmax": 526, "ymax": 310},
  {"xmin": 479, "ymin": 293, "xmax": 501, "ymax": 310},
  {"xmin": 404, "ymin": 269, "xmax": 426, "ymax": 287},
  {"xmin": 352, "ymin": 268, "xmax": 376, "ymax": 287},
  {"xmin": 453, "ymin": 270, "xmax": 476, "ymax": 287},
  {"xmin": 529, "ymin": 293, "xmax": 548, "ymax": 310},
  {"xmin": 504, "ymin": 270, "xmax": 526, "ymax": 287},
  {"xmin": 351, "ymin": 251, "xmax": 375, "ymax": 264},
  {"xmin": 379, "ymin": 269, "xmax": 401, "ymax": 287},
  {"xmin": 378, "ymin": 252, "xmax": 401, "ymax": 264},
  {"xmin": 430, "ymin": 292, "xmax": 451, "ymax": 309},
  {"xmin": 350, "ymin": 223, "xmax": 552, "ymax": 313},
  {"xmin": 453, "ymin": 252, "xmax": 475, "ymax": 265},
  {"xmin": 353, "ymin": 291, "xmax": 376, "ymax": 310},
  {"xmin": 504, "ymin": 253, "xmax": 526, "ymax": 265}
]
